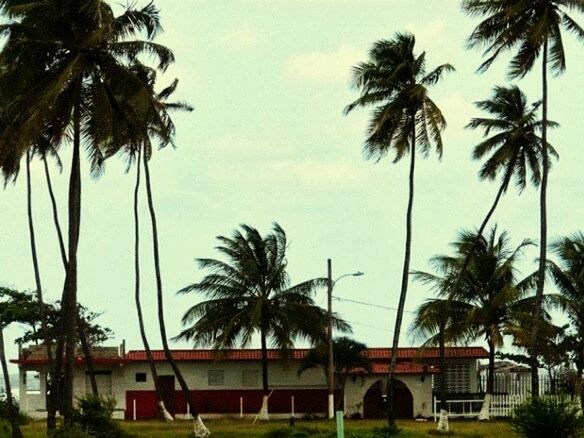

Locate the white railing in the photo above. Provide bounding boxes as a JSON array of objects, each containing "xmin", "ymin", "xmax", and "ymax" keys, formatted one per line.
[
  {"xmin": 433, "ymin": 397, "xmax": 484, "ymax": 420},
  {"xmin": 433, "ymin": 394, "xmax": 580, "ymax": 420}
]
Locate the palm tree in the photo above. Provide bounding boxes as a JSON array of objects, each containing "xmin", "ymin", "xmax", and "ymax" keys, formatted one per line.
[
  {"xmin": 546, "ymin": 232, "xmax": 584, "ymax": 407},
  {"xmin": 27, "ymin": 138, "xmax": 102, "ymax": 404},
  {"xmin": 344, "ymin": 32, "xmax": 453, "ymax": 427},
  {"xmin": 0, "ymin": 0, "xmax": 174, "ymax": 425},
  {"xmin": 410, "ymin": 298, "xmax": 469, "ymax": 432},
  {"xmin": 176, "ymin": 223, "xmax": 350, "ymax": 420},
  {"xmin": 131, "ymin": 146, "xmax": 173, "ymax": 422},
  {"xmin": 111, "ymin": 62, "xmax": 202, "ymax": 426},
  {"xmin": 414, "ymin": 227, "xmax": 534, "ymax": 416},
  {"xmin": 462, "ymin": 0, "xmax": 584, "ymax": 395},
  {"xmin": 298, "ymin": 337, "xmax": 371, "ymax": 411},
  {"xmin": 454, "ymin": 85, "xmax": 558, "ymax": 280}
]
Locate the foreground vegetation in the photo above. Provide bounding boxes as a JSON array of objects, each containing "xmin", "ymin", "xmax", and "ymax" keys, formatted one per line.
[{"xmin": 12, "ymin": 419, "xmax": 516, "ymax": 438}]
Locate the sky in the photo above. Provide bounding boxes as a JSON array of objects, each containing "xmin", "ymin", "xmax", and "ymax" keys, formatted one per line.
[{"xmin": 2, "ymin": 0, "xmax": 584, "ymax": 373}]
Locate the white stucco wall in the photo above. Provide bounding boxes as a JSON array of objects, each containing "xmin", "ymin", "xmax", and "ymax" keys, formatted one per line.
[
  {"xmin": 344, "ymin": 375, "xmax": 433, "ymax": 419},
  {"xmin": 18, "ymin": 359, "xmax": 467, "ymax": 420}
]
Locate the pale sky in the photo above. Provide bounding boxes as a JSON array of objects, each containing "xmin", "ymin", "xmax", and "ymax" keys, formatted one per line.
[{"xmin": 2, "ymin": 1, "xmax": 584, "ymax": 371}]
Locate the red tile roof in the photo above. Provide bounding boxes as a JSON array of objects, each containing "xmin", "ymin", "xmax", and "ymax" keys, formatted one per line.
[
  {"xmin": 372, "ymin": 363, "xmax": 439, "ymax": 374},
  {"xmin": 363, "ymin": 347, "xmax": 489, "ymax": 360},
  {"xmin": 124, "ymin": 347, "xmax": 488, "ymax": 362},
  {"xmin": 13, "ymin": 346, "xmax": 488, "ymax": 367}
]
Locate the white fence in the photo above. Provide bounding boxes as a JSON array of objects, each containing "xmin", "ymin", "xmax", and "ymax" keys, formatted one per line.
[{"xmin": 433, "ymin": 394, "xmax": 580, "ymax": 420}]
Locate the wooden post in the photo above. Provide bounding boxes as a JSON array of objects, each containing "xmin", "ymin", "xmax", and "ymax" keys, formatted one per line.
[
  {"xmin": 133, "ymin": 399, "xmax": 136, "ymax": 421},
  {"xmin": 240, "ymin": 397, "xmax": 243, "ymax": 418},
  {"xmin": 291, "ymin": 396, "xmax": 295, "ymax": 418}
]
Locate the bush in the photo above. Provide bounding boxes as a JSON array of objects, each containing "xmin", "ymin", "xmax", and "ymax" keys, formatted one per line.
[
  {"xmin": 0, "ymin": 398, "xmax": 27, "ymax": 425},
  {"xmin": 73, "ymin": 394, "xmax": 129, "ymax": 438},
  {"xmin": 512, "ymin": 396, "xmax": 584, "ymax": 438}
]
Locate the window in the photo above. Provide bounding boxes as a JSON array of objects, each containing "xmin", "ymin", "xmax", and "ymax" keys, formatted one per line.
[
  {"xmin": 24, "ymin": 371, "xmax": 40, "ymax": 394},
  {"xmin": 208, "ymin": 370, "xmax": 224, "ymax": 386},
  {"xmin": 135, "ymin": 373, "xmax": 147, "ymax": 382},
  {"xmin": 440, "ymin": 363, "xmax": 471, "ymax": 393},
  {"xmin": 242, "ymin": 370, "xmax": 259, "ymax": 387}
]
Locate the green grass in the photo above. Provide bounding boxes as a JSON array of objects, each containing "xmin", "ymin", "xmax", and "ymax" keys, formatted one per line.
[{"xmin": 18, "ymin": 419, "xmax": 518, "ymax": 438}]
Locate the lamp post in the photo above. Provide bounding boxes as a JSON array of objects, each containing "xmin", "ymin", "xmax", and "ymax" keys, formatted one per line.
[{"xmin": 327, "ymin": 258, "xmax": 364, "ymax": 419}]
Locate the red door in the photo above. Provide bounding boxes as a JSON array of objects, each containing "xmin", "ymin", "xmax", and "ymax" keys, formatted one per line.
[{"xmin": 157, "ymin": 375, "xmax": 176, "ymax": 416}]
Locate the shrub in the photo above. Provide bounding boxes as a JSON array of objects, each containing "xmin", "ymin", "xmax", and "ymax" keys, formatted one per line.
[
  {"xmin": 73, "ymin": 394, "xmax": 129, "ymax": 438},
  {"xmin": 0, "ymin": 398, "xmax": 27, "ymax": 425},
  {"xmin": 512, "ymin": 396, "xmax": 584, "ymax": 438}
]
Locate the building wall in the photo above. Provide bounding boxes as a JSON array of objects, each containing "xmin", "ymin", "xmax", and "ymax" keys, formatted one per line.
[
  {"xmin": 344, "ymin": 375, "xmax": 433, "ymax": 418},
  {"xmin": 18, "ymin": 358, "xmax": 476, "ymax": 420}
]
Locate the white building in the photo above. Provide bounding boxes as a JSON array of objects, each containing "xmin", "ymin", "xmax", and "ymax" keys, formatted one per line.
[{"xmin": 13, "ymin": 345, "xmax": 488, "ymax": 419}]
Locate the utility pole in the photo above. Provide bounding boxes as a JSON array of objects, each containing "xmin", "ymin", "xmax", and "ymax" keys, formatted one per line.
[
  {"xmin": 325, "ymin": 261, "xmax": 363, "ymax": 420},
  {"xmin": 327, "ymin": 258, "xmax": 334, "ymax": 420}
]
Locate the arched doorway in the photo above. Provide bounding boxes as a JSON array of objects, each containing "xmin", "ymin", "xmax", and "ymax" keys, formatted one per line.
[{"xmin": 363, "ymin": 379, "xmax": 413, "ymax": 418}]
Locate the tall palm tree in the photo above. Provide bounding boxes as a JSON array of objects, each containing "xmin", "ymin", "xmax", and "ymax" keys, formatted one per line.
[
  {"xmin": 414, "ymin": 227, "xmax": 534, "ymax": 409},
  {"xmin": 112, "ymin": 63, "xmax": 202, "ymax": 426},
  {"xmin": 297, "ymin": 337, "xmax": 371, "ymax": 411},
  {"xmin": 546, "ymin": 232, "xmax": 584, "ymax": 408},
  {"xmin": 176, "ymin": 223, "xmax": 350, "ymax": 420},
  {"xmin": 0, "ymin": 0, "xmax": 174, "ymax": 425},
  {"xmin": 131, "ymin": 146, "xmax": 173, "ymax": 422},
  {"xmin": 462, "ymin": 0, "xmax": 584, "ymax": 395},
  {"xmin": 344, "ymin": 32, "xmax": 453, "ymax": 427}
]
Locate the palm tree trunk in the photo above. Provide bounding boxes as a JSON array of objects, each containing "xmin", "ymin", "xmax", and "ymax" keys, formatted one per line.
[
  {"xmin": 259, "ymin": 324, "xmax": 269, "ymax": 420},
  {"xmin": 43, "ymin": 156, "xmax": 68, "ymax": 268},
  {"xmin": 27, "ymin": 152, "xmax": 58, "ymax": 430},
  {"xmin": 441, "ymin": 169, "xmax": 511, "ymax": 309},
  {"xmin": 133, "ymin": 148, "xmax": 172, "ymax": 421},
  {"xmin": 77, "ymin": 317, "xmax": 98, "ymax": 396},
  {"xmin": 478, "ymin": 339, "xmax": 495, "ymax": 421},
  {"xmin": 143, "ymin": 154, "xmax": 209, "ymax": 435},
  {"xmin": 336, "ymin": 376, "xmax": 346, "ymax": 412},
  {"xmin": 60, "ymin": 96, "xmax": 82, "ymax": 426},
  {"xmin": 487, "ymin": 339, "xmax": 495, "ymax": 395},
  {"xmin": 387, "ymin": 123, "xmax": 416, "ymax": 429},
  {"xmin": 530, "ymin": 38, "xmax": 549, "ymax": 398},
  {"xmin": 44, "ymin": 155, "xmax": 100, "ymax": 403},
  {"xmin": 0, "ymin": 327, "xmax": 23, "ymax": 438},
  {"xmin": 577, "ymin": 365, "xmax": 584, "ymax": 412}
]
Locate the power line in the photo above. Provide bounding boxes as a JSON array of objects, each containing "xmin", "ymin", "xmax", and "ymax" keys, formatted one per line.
[
  {"xmin": 332, "ymin": 295, "xmax": 416, "ymax": 314},
  {"xmin": 350, "ymin": 320, "xmax": 392, "ymax": 332}
]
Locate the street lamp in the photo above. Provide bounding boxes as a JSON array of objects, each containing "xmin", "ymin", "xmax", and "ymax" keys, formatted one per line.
[{"xmin": 327, "ymin": 258, "xmax": 364, "ymax": 419}]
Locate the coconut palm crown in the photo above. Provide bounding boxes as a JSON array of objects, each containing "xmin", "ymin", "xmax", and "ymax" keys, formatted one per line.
[
  {"xmin": 467, "ymin": 85, "xmax": 558, "ymax": 192},
  {"xmin": 344, "ymin": 33, "xmax": 453, "ymax": 162}
]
